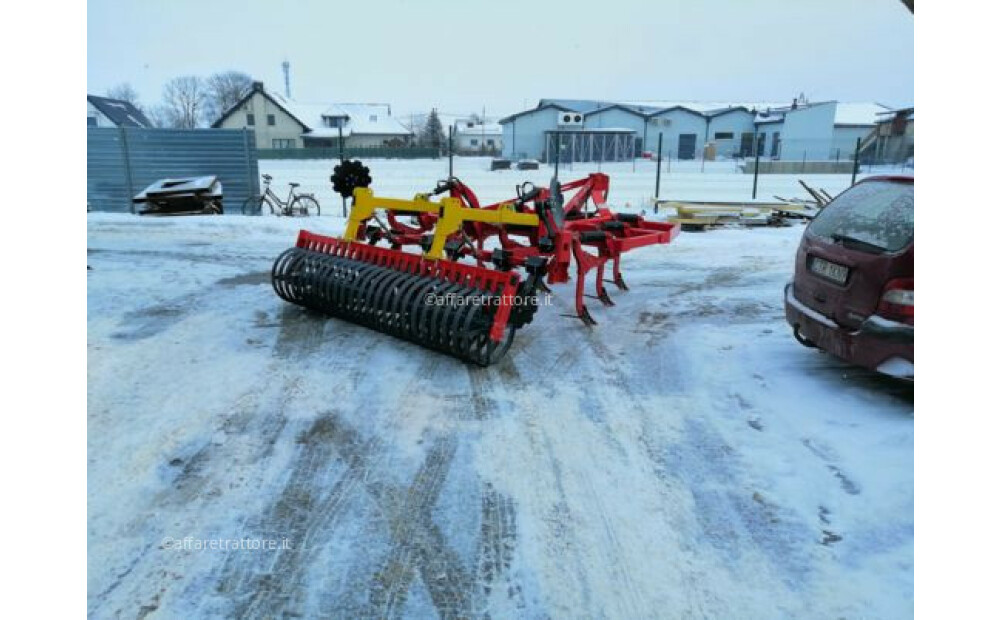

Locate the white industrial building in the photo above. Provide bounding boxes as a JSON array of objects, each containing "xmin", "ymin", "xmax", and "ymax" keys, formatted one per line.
[{"xmin": 499, "ymin": 97, "xmax": 891, "ymax": 163}]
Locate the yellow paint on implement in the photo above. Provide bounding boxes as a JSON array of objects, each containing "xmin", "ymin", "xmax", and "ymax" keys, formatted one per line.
[{"xmin": 344, "ymin": 187, "xmax": 540, "ymax": 259}]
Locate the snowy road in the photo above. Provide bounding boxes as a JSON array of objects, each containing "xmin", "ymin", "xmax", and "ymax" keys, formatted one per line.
[{"xmin": 88, "ymin": 162, "xmax": 912, "ymax": 619}]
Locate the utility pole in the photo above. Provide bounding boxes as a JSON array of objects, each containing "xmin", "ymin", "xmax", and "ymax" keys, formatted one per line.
[
  {"xmin": 752, "ymin": 131, "xmax": 761, "ymax": 200},
  {"xmin": 851, "ymin": 136, "xmax": 861, "ymax": 186},
  {"xmin": 338, "ymin": 124, "xmax": 347, "ymax": 217},
  {"xmin": 655, "ymin": 133, "xmax": 663, "ymax": 200}
]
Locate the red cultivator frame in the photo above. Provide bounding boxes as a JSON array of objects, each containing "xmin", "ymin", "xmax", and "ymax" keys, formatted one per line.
[{"xmin": 272, "ymin": 163, "xmax": 679, "ymax": 365}]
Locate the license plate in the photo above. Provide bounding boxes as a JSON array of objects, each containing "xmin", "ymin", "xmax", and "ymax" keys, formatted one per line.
[{"xmin": 809, "ymin": 257, "xmax": 849, "ymax": 284}]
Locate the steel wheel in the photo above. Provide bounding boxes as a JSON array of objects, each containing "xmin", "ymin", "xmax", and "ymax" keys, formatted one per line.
[
  {"xmin": 241, "ymin": 195, "xmax": 269, "ymax": 215},
  {"xmin": 293, "ymin": 195, "xmax": 321, "ymax": 217}
]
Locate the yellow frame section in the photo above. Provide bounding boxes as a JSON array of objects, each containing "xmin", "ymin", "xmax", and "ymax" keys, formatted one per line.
[{"xmin": 344, "ymin": 187, "xmax": 540, "ymax": 259}]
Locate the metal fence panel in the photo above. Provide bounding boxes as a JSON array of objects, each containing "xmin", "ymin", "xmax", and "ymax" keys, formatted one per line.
[
  {"xmin": 258, "ymin": 146, "xmax": 438, "ymax": 160},
  {"xmin": 87, "ymin": 127, "xmax": 261, "ymax": 213}
]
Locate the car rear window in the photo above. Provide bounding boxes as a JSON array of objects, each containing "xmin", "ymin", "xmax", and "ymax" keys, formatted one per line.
[{"xmin": 807, "ymin": 180, "xmax": 914, "ymax": 253}]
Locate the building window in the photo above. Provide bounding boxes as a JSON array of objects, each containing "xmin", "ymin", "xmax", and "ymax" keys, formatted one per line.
[
  {"xmin": 267, "ymin": 114, "xmax": 275, "ymax": 126},
  {"xmin": 271, "ymin": 138, "xmax": 295, "ymax": 149},
  {"xmin": 246, "ymin": 113, "xmax": 255, "ymax": 126},
  {"xmin": 369, "ymin": 115, "xmax": 377, "ymax": 122},
  {"xmin": 487, "ymin": 139, "xmax": 495, "ymax": 146},
  {"xmin": 650, "ymin": 119, "xmax": 659, "ymax": 126},
  {"xmin": 87, "ymin": 116, "xmax": 97, "ymax": 127},
  {"xmin": 471, "ymin": 139, "xmax": 479, "ymax": 146},
  {"xmin": 714, "ymin": 132, "xmax": 734, "ymax": 140}
]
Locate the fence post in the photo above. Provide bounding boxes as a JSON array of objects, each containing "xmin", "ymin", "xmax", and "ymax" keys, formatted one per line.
[
  {"xmin": 752, "ymin": 131, "xmax": 761, "ymax": 200},
  {"xmin": 851, "ymin": 137, "xmax": 861, "ymax": 186},
  {"xmin": 801, "ymin": 151, "xmax": 807, "ymax": 174},
  {"xmin": 243, "ymin": 129, "xmax": 255, "ymax": 205},
  {"xmin": 448, "ymin": 126, "xmax": 453, "ymax": 178},
  {"xmin": 119, "ymin": 126, "xmax": 136, "ymax": 213},
  {"xmin": 654, "ymin": 133, "xmax": 663, "ymax": 201},
  {"xmin": 338, "ymin": 125, "xmax": 347, "ymax": 217}
]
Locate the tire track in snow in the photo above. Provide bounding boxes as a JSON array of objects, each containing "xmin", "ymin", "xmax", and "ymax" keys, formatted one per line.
[
  {"xmin": 476, "ymin": 483, "xmax": 526, "ymax": 616},
  {"xmin": 90, "ymin": 274, "xmax": 326, "ymax": 618},
  {"xmin": 363, "ymin": 436, "xmax": 475, "ymax": 620},
  {"xmin": 216, "ymin": 413, "xmax": 384, "ymax": 619},
  {"xmin": 496, "ymin": 308, "xmax": 654, "ymax": 617}
]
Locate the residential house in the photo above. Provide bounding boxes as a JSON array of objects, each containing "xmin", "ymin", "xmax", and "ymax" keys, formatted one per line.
[
  {"xmin": 453, "ymin": 119, "xmax": 503, "ymax": 155},
  {"xmin": 211, "ymin": 82, "xmax": 413, "ymax": 150},
  {"xmin": 87, "ymin": 95, "xmax": 153, "ymax": 128}
]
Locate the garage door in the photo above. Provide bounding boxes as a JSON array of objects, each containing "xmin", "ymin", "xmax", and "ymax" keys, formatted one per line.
[{"xmin": 678, "ymin": 133, "xmax": 697, "ymax": 160}]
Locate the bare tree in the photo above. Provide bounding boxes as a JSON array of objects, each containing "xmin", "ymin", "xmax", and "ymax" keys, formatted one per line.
[
  {"xmin": 106, "ymin": 83, "xmax": 141, "ymax": 107},
  {"xmin": 145, "ymin": 105, "xmax": 171, "ymax": 129},
  {"xmin": 204, "ymin": 71, "xmax": 253, "ymax": 125},
  {"xmin": 161, "ymin": 76, "xmax": 207, "ymax": 129}
]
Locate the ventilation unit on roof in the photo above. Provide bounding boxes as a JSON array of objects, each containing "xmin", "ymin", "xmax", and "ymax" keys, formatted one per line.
[{"xmin": 557, "ymin": 111, "xmax": 584, "ymax": 127}]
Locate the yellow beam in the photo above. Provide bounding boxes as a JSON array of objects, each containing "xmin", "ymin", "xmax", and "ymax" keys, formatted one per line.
[{"xmin": 342, "ymin": 188, "xmax": 540, "ymax": 260}]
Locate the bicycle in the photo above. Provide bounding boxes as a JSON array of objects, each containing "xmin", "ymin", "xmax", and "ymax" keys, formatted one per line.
[{"xmin": 242, "ymin": 174, "xmax": 321, "ymax": 216}]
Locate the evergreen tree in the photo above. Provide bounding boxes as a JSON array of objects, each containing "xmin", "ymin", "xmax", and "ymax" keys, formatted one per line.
[{"xmin": 420, "ymin": 109, "xmax": 446, "ymax": 149}]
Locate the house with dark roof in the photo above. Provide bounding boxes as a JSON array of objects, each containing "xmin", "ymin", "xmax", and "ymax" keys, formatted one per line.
[
  {"xmin": 87, "ymin": 95, "xmax": 153, "ymax": 128},
  {"xmin": 211, "ymin": 81, "xmax": 413, "ymax": 150}
]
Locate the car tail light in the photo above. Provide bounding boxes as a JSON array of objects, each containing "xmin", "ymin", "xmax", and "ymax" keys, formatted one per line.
[{"xmin": 877, "ymin": 278, "xmax": 914, "ymax": 324}]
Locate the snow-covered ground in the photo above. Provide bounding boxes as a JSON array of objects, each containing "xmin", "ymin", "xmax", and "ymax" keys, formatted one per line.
[
  {"xmin": 87, "ymin": 159, "xmax": 913, "ymax": 619},
  {"xmin": 254, "ymin": 156, "xmax": 908, "ymax": 214}
]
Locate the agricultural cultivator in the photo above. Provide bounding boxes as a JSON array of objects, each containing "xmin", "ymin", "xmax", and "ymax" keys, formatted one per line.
[{"xmin": 271, "ymin": 161, "xmax": 679, "ymax": 365}]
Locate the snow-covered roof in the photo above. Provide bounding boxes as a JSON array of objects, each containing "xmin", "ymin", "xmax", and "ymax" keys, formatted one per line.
[
  {"xmin": 751, "ymin": 101, "xmax": 891, "ymax": 126},
  {"xmin": 454, "ymin": 122, "xmax": 502, "ymax": 136},
  {"xmin": 876, "ymin": 107, "xmax": 914, "ymax": 123},
  {"xmin": 833, "ymin": 102, "xmax": 892, "ymax": 126},
  {"xmin": 622, "ymin": 101, "xmax": 788, "ymax": 115},
  {"xmin": 267, "ymin": 92, "xmax": 412, "ymax": 136},
  {"xmin": 537, "ymin": 99, "xmax": 612, "ymax": 113}
]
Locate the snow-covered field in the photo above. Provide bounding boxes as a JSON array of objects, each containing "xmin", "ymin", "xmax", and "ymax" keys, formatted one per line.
[{"xmin": 87, "ymin": 158, "xmax": 913, "ymax": 619}]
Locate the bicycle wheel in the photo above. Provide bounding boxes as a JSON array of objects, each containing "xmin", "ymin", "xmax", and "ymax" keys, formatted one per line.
[
  {"xmin": 292, "ymin": 195, "xmax": 321, "ymax": 217},
  {"xmin": 241, "ymin": 195, "xmax": 268, "ymax": 215}
]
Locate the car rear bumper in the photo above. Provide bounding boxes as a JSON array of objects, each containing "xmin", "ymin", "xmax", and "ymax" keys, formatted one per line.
[{"xmin": 784, "ymin": 283, "xmax": 914, "ymax": 379}]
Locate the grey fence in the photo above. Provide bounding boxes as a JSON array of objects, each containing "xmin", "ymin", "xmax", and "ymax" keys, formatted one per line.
[
  {"xmin": 87, "ymin": 127, "xmax": 261, "ymax": 213},
  {"xmin": 258, "ymin": 146, "xmax": 438, "ymax": 160}
]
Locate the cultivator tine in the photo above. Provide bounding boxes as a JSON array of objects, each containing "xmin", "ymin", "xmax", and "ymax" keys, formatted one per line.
[
  {"xmin": 270, "ymin": 169, "xmax": 678, "ymax": 365},
  {"xmin": 612, "ymin": 274, "xmax": 629, "ymax": 291},
  {"xmin": 580, "ymin": 306, "xmax": 598, "ymax": 327}
]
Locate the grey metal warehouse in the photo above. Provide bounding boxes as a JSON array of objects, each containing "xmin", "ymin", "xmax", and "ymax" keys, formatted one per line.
[{"xmin": 500, "ymin": 98, "xmax": 893, "ymax": 163}]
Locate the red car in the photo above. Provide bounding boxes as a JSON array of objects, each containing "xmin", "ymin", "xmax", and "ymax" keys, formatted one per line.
[{"xmin": 784, "ymin": 176, "xmax": 914, "ymax": 380}]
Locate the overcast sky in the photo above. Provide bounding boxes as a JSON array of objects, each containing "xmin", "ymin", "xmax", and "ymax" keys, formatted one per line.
[{"xmin": 87, "ymin": 0, "xmax": 913, "ymax": 120}]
